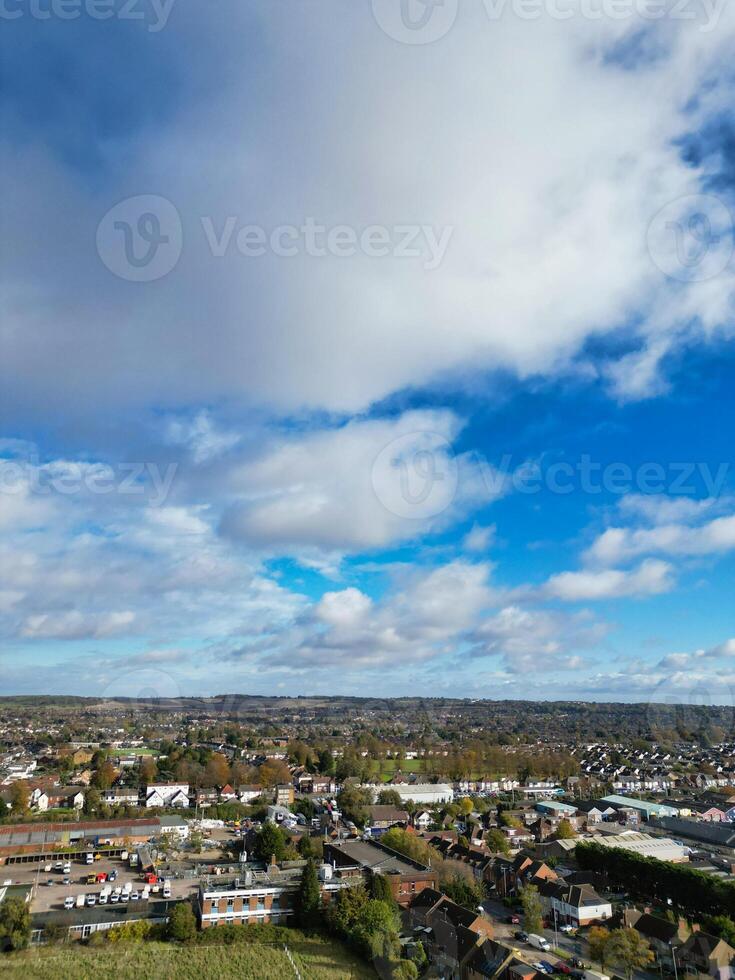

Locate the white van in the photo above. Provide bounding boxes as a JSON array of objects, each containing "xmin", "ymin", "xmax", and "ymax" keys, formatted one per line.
[
  {"xmin": 85, "ymin": 853, "xmax": 94, "ymax": 865},
  {"xmin": 162, "ymin": 880, "xmax": 171, "ymax": 898},
  {"xmin": 76, "ymin": 894, "xmax": 85, "ymax": 908},
  {"xmin": 64, "ymin": 896, "xmax": 75, "ymax": 910},
  {"xmin": 528, "ymin": 934, "xmax": 551, "ymax": 952}
]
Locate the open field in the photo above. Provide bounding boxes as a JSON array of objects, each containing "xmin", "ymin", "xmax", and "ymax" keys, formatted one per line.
[{"xmin": 3, "ymin": 938, "xmax": 376, "ymax": 979}]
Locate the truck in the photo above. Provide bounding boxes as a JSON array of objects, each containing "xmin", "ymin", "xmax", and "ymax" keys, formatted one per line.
[
  {"xmin": 162, "ymin": 879, "xmax": 171, "ymax": 898},
  {"xmin": 528, "ymin": 935, "xmax": 552, "ymax": 952},
  {"xmin": 141, "ymin": 885, "xmax": 150, "ymax": 901},
  {"xmin": 121, "ymin": 850, "xmax": 129, "ymax": 861},
  {"xmin": 129, "ymin": 852, "xmax": 138, "ymax": 867},
  {"xmin": 76, "ymin": 893, "xmax": 85, "ymax": 908}
]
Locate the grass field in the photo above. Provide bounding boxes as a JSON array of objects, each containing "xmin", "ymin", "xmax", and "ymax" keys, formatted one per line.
[{"xmin": 4, "ymin": 938, "xmax": 376, "ymax": 979}]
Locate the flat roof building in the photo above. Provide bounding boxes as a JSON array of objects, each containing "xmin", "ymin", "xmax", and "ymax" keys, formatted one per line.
[{"xmin": 601, "ymin": 795, "xmax": 679, "ymax": 819}]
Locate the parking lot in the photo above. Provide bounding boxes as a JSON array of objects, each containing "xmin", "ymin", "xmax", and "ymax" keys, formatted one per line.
[{"xmin": 3, "ymin": 854, "xmax": 198, "ymax": 913}]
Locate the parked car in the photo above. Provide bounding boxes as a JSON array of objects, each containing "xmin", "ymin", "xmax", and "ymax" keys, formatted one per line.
[
  {"xmin": 86, "ymin": 894, "xmax": 96, "ymax": 907},
  {"xmin": 528, "ymin": 935, "xmax": 552, "ymax": 952},
  {"xmin": 63, "ymin": 896, "xmax": 75, "ymax": 910},
  {"xmin": 63, "ymin": 877, "xmax": 71, "ymax": 886},
  {"xmin": 109, "ymin": 869, "xmax": 118, "ymax": 881},
  {"xmin": 534, "ymin": 963, "xmax": 552, "ymax": 975},
  {"xmin": 54, "ymin": 861, "xmax": 64, "ymax": 871},
  {"xmin": 98, "ymin": 893, "xmax": 108, "ymax": 905},
  {"xmin": 570, "ymin": 958, "xmax": 586, "ymax": 970},
  {"xmin": 515, "ymin": 931, "xmax": 529, "ymax": 942},
  {"xmin": 539, "ymin": 962, "xmax": 557, "ymax": 975},
  {"xmin": 110, "ymin": 893, "xmax": 119, "ymax": 903},
  {"xmin": 130, "ymin": 890, "xmax": 139, "ymax": 901},
  {"xmin": 63, "ymin": 863, "xmax": 71, "ymax": 874},
  {"xmin": 555, "ymin": 964, "xmax": 572, "ymax": 975},
  {"xmin": 560, "ymin": 924, "xmax": 575, "ymax": 934}
]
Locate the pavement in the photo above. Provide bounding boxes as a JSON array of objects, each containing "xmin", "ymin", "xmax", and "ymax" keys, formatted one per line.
[{"xmin": 4, "ymin": 855, "xmax": 198, "ymax": 913}]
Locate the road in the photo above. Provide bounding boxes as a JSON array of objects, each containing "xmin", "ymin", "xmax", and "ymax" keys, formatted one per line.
[{"xmin": 480, "ymin": 898, "xmax": 658, "ymax": 980}]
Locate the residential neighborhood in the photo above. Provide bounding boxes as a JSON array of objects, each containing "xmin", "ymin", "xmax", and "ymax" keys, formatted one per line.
[{"xmin": 2, "ymin": 696, "xmax": 735, "ymax": 977}]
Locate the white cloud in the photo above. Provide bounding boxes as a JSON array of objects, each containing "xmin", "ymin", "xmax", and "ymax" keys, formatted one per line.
[
  {"xmin": 220, "ymin": 411, "xmax": 499, "ymax": 554},
  {"xmin": 585, "ymin": 514, "xmax": 735, "ymax": 565},
  {"xmin": 545, "ymin": 558, "xmax": 675, "ymax": 600},
  {"xmin": 3, "ymin": 9, "xmax": 735, "ymax": 424},
  {"xmin": 463, "ymin": 523, "xmax": 496, "ymax": 552}
]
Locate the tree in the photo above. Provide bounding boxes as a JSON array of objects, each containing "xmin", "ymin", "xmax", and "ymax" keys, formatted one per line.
[
  {"xmin": 352, "ymin": 898, "xmax": 400, "ymax": 960},
  {"xmin": 167, "ymin": 901, "xmax": 197, "ymax": 942},
  {"xmin": 459, "ymin": 797, "xmax": 474, "ymax": 815},
  {"xmin": 588, "ymin": 926, "xmax": 613, "ymax": 971},
  {"xmin": 326, "ymin": 882, "xmax": 370, "ymax": 937},
  {"xmin": 556, "ymin": 818, "xmax": 576, "ymax": 840},
  {"xmin": 83, "ymin": 787, "xmax": 101, "ymax": 815},
  {"xmin": 0, "ymin": 897, "xmax": 31, "ymax": 951},
  {"xmin": 204, "ymin": 753, "xmax": 231, "ymax": 788},
  {"xmin": 9, "ymin": 781, "xmax": 29, "ymax": 814},
  {"xmin": 92, "ymin": 759, "xmax": 116, "ymax": 790},
  {"xmin": 371, "ymin": 873, "xmax": 397, "ymax": 906},
  {"xmin": 609, "ymin": 927, "xmax": 654, "ymax": 980},
  {"xmin": 377, "ymin": 788, "xmax": 402, "ymax": 807},
  {"xmin": 297, "ymin": 858, "xmax": 322, "ymax": 929},
  {"xmin": 520, "ymin": 884, "xmax": 543, "ymax": 935},
  {"xmin": 258, "ymin": 759, "xmax": 291, "ymax": 788},
  {"xmin": 140, "ymin": 756, "xmax": 158, "ymax": 784},
  {"xmin": 337, "ymin": 785, "xmax": 374, "ymax": 827},
  {"xmin": 486, "ymin": 829, "xmax": 510, "ymax": 854},
  {"xmin": 393, "ymin": 962, "xmax": 419, "ymax": 980},
  {"xmin": 252, "ymin": 822, "xmax": 287, "ymax": 863},
  {"xmin": 381, "ymin": 828, "xmax": 434, "ymax": 866}
]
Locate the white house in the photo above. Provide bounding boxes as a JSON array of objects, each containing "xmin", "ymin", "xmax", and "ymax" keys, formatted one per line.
[
  {"xmin": 540, "ymin": 881, "xmax": 612, "ymax": 927},
  {"xmin": 144, "ymin": 782, "xmax": 189, "ymax": 808}
]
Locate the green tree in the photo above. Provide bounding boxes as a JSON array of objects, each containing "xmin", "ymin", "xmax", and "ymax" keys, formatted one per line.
[
  {"xmin": 83, "ymin": 787, "xmax": 101, "ymax": 815},
  {"xmin": 353, "ymin": 898, "xmax": 400, "ymax": 960},
  {"xmin": 297, "ymin": 858, "xmax": 322, "ymax": 929},
  {"xmin": 393, "ymin": 962, "xmax": 419, "ymax": 980},
  {"xmin": 0, "ymin": 897, "xmax": 31, "ymax": 951},
  {"xmin": 520, "ymin": 884, "xmax": 543, "ymax": 935},
  {"xmin": 371, "ymin": 873, "xmax": 397, "ymax": 906},
  {"xmin": 167, "ymin": 902, "xmax": 197, "ymax": 943},
  {"xmin": 253, "ymin": 822, "xmax": 287, "ymax": 863},
  {"xmin": 377, "ymin": 788, "xmax": 402, "ymax": 806},
  {"xmin": 556, "ymin": 818, "xmax": 576, "ymax": 840},
  {"xmin": 608, "ymin": 927, "xmax": 654, "ymax": 980},
  {"xmin": 486, "ymin": 828, "xmax": 510, "ymax": 854},
  {"xmin": 588, "ymin": 926, "xmax": 613, "ymax": 971},
  {"xmin": 326, "ymin": 882, "xmax": 370, "ymax": 937}
]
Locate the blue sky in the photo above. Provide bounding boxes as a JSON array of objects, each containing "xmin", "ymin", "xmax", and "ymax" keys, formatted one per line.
[{"xmin": 1, "ymin": 0, "xmax": 735, "ymax": 703}]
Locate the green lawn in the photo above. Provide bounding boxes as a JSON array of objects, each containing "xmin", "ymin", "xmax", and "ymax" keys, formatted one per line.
[{"xmin": 4, "ymin": 938, "xmax": 376, "ymax": 979}]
